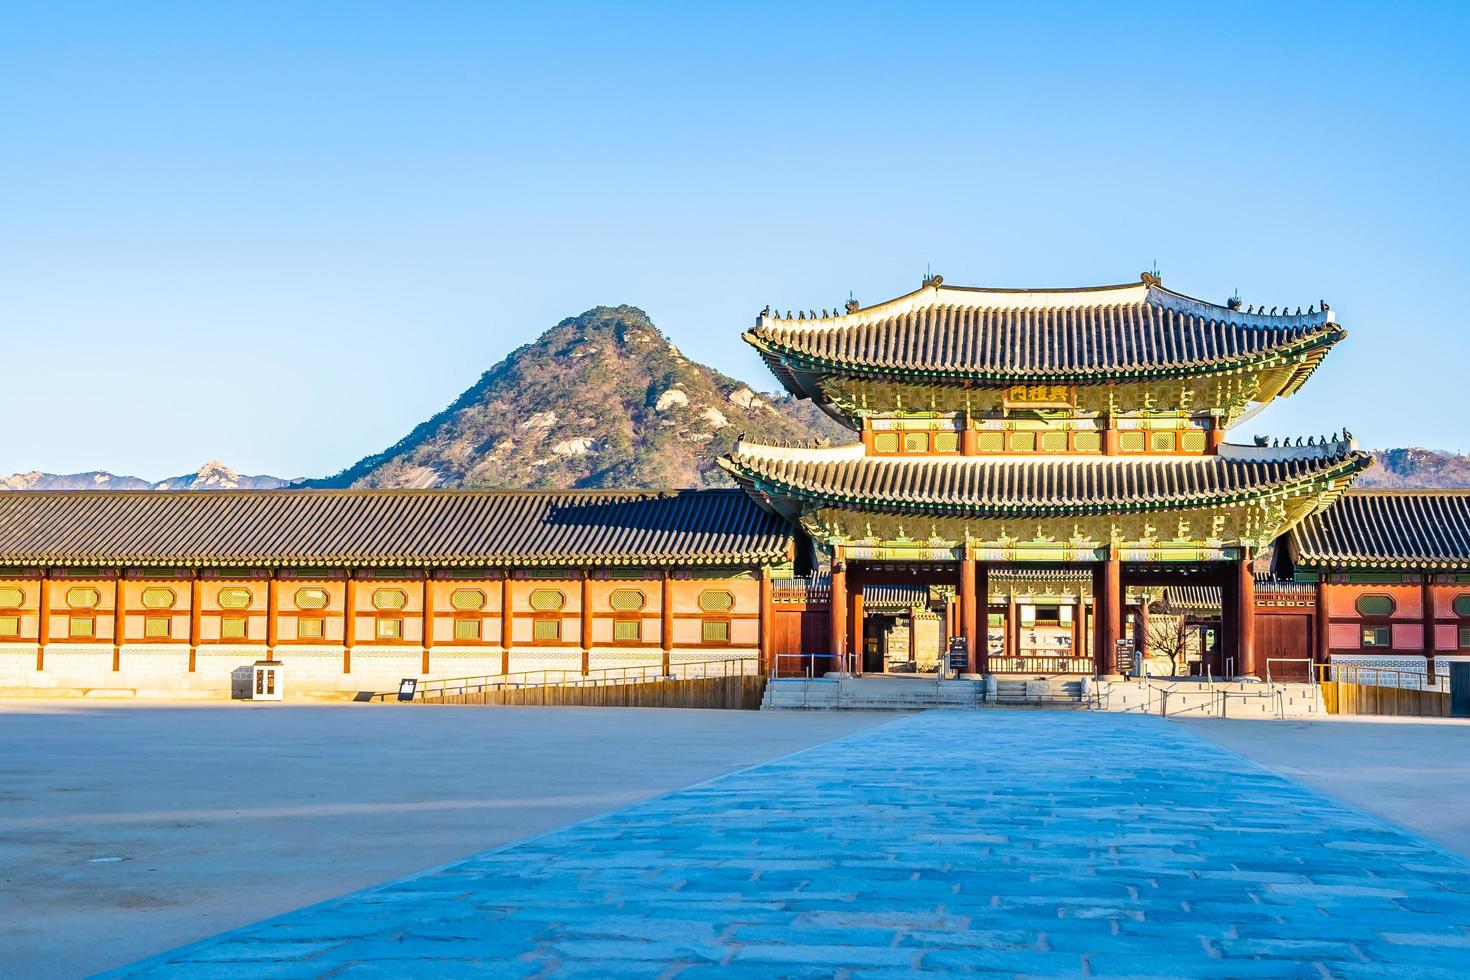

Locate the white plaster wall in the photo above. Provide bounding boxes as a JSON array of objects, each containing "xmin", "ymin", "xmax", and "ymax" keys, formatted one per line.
[
  {"xmin": 425, "ymin": 648, "xmax": 504, "ymax": 680},
  {"xmin": 0, "ymin": 643, "xmax": 38, "ymax": 686},
  {"xmin": 39, "ymin": 646, "xmax": 115, "ymax": 688},
  {"xmin": 338, "ymin": 647, "xmax": 423, "ymax": 691}
]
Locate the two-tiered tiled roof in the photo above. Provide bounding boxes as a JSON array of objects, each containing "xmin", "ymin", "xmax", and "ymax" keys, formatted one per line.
[
  {"xmin": 748, "ymin": 274, "xmax": 1343, "ymax": 405},
  {"xmin": 0, "ymin": 489, "xmax": 793, "ymax": 568},
  {"xmin": 720, "ymin": 439, "xmax": 1370, "ymax": 521},
  {"xmin": 1288, "ymin": 490, "xmax": 1470, "ymax": 570}
]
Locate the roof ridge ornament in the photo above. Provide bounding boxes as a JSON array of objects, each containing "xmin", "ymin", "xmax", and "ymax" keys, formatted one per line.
[{"xmin": 1140, "ymin": 269, "xmax": 1162, "ymax": 287}]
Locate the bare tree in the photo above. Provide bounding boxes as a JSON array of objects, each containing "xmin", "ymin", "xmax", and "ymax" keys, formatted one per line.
[{"xmin": 1145, "ymin": 610, "xmax": 1191, "ymax": 676}]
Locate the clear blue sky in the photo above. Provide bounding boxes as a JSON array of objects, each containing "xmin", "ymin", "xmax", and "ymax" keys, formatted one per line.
[{"xmin": 3, "ymin": 2, "xmax": 1467, "ymax": 480}]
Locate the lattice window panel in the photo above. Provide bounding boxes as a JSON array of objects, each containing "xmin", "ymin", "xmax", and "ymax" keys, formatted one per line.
[
  {"xmin": 218, "ymin": 587, "xmax": 253, "ymax": 610},
  {"xmin": 702, "ymin": 620, "xmax": 730, "ymax": 643},
  {"xmin": 69, "ymin": 616, "xmax": 96, "ymax": 638},
  {"xmin": 533, "ymin": 619, "xmax": 561, "ymax": 641},
  {"xmin": 141, "ymin": 587, "xmax": 176, "ymax": 609},
  {"xmin": 873, "ymin": 432, "xmax": 899, "ymax": 453},
  {"xmin": 1039, "ymin": 431, "xmax": 1067, "ymax": 452},
  {"xmin": 903, "ymin": 432, "xmax": 928, "ymax": 453},
  {"xmin": 298, "ymin": 618, "xmax": 326, "ymax": 640},
  {"xmin": 1118, "ymin": 431, "xmax": 1146, "ymax": 452},
  {"xmin": 529, "ymin": 589, "xmax": 565, "ymax": 611},
  {"xmin": 372, "ymin": 589, "xmax": 408, "ymax": 611},
  {"xmin": 609, "ymin": 589, "xmax": 646, "ymax": 612},
  {"xmin": 1454, "ymin": 594, "xmax": 1470, "ymax": 617},
  {"xmin": 1150, "ymin": 431, "xmax": 1176, "ymax": 452},
  {"xmin": 66, "ymin": 587, "xmax": 100, "ymax": 609},
  {"xmin": 1181, "ymin": 430, "xmax": 1207, "ymax": 452},
  {"xmin": 698, "ymin": 590, "xmax": 734, "ymax": 612},
  {"xmin": 1010, "ymin": 432, "xmax": 1036, "ymax": 452},
  {"xmin": 613, "ymin": 620, "xmax": 641, "ymax": 642},
  {"xmin": 450, "ymin": 589, "xmax": 486, "ymax": 611},
  {"xmin": 376, "ymin": 618, "xmax": 403, "ymax": 640},
  {"xmin": 453, "ymin": 619, "xmax": 481, "ymax": 641},
  {"xmin": 0, "ymin": 615, "xmax": 20, "ymax": 635},
  {"xmin": 295, "ymin": 588, "xmax": 329, "ymax": 610},
  {"xmin": 1073, "ymin": 431, "xmax": 1101, "ymax": 452},
  {"xmin": 221, "ymin": 616, "xmax": 248, "ymax": 640},
  {"xmin": 932, "ymin": 432, "xmax": 959, "ymax": 453},
  {"xmin": 1355, "ymin": 594, "xmax": 1395, "ymax": 617},
  {"xmin": 0, "ymin": 587, "xmax": 23, "ymax": 607},
  {"xmin": 977, "ymin": 432, "xmax": 1005, "ymax": 452}
]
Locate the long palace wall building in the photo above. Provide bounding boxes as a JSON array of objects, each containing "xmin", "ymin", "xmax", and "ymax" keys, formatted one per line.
[{"xmin": 4, "ymin": 272, "xmax": 1470, "ymax": 696}]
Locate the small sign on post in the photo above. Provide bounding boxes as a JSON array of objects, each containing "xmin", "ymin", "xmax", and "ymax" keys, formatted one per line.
[
  {"xmin": 397, "ymin": 678, "xmax": 418, "ymax": 702},
  {"xmin": 947, "ymin": 636, "xmax": 968, "ymax": 674}
]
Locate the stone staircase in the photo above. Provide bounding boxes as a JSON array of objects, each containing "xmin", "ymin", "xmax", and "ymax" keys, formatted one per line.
[
  {"xmin": 760, "ymin": 675, "xmax": 1091, "ymax": 711},
  {"xmin": 989, "ymin": 677, "xmax": 1090, "ymax": 708}
]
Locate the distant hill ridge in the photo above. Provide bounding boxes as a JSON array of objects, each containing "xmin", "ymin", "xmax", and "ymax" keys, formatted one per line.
[
  {"xmin": 0, "ymin": 460, "xmax": 289, "ymax": 492},
  {"xmin": 2, "ymin": 305, "xmax": 1467, "ymax": 492}
]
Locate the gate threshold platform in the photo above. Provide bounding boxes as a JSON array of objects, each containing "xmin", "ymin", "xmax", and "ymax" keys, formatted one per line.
[{"xmin": 761, "ymin": 673, "xmax": 1091, "ymax": 710}]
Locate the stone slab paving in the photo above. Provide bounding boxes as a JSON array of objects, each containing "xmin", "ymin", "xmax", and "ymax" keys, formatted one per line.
[{"xmin": 110, "ymin": 712, "xmax": 1470, "ymax": 977}]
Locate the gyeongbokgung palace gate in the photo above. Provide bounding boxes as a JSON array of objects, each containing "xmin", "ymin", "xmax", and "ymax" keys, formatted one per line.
[{"xmin": 5, "ymin": 271, "xmax": 1470, "ymax": 697}]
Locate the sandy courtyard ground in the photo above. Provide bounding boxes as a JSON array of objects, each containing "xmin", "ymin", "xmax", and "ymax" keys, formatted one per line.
[
  {"xmin": 4, "ymin": 704, "xmax": 1469, "ymax": 977},
  {"xmin": 1178, "ymin": 714, "xmax": 1470, "ymax": 858},
  {"xmin": 0, "ymin": 703, "xmax": 887, "ymax": 977}
]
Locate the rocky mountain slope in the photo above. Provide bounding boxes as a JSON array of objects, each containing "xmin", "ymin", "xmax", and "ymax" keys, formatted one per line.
[
  {"xmin": 308, "ymin": 305, "xmax": 850, "ymax": 490},
  {"xmin": 1354, "ymin": 447, "xmax": 1470, "ymax": 489},
  {"xmin": 0, "ymin": 461, "xmax": 289, "ymax": 492}
]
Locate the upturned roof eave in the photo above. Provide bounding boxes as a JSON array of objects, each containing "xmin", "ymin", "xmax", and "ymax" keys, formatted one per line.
[
  {"xmin": 718, "ymin": 450, "xmax": 1372, "ymax": 520},
  {"xmin": 747, "ymin": 326, "xmax": 1345, "ymax": 391}
]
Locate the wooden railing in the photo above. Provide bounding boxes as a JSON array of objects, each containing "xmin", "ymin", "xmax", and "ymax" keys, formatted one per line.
[
  {"xmin": 1316, "ymin": 663, "xmax": 1449, "ymax": 717},
  {"xmin": 988, "ymin": 656, "xmax": 1093, "ymax": 675},
  {"xmin": 374, "ymin": 656, "xmax": 759, "ymax": 703}
]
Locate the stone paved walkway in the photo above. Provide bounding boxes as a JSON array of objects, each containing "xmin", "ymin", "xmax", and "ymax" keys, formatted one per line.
[{"xmin": 111, "ymin": 713, "xmax": 1470, "ymax": 977}]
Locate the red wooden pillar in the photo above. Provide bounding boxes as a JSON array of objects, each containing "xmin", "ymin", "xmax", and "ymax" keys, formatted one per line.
[
  {"xmin": 1001, "ymin": 600, "xmax": 1013, "ymax": 670},
  {"xmin": 112, "ymin": 574, "xmax": 125, "ymax": 672},
  {"xmin": 1071, "ymin": 596, "xmax": 1085, "ymax": 666},
  {"xmin": 1137, "ymin": 594, "xmax": 1150, "ymax": 665},
  {"xmin": 1097, "ymin": 554, "xmax": 1121, "ymax": 676},
  {"xmin": 1207, "ymin": 418, "xmax": 1226, "ymax": 452},
  {"xmin": 500, "ymin": 573, "xmax": 514, "ymax": 676},
  {"xmin": 580, "ymin": 572, "xmax": 592, "ymax": 675},
  {"xmin": 189, "ymin": 574, "xmax": 202, "ymax": 673},
  {"xmin": 830, "ymin": 560, "xmax": 848, "ymax": 673},
  {"xmin": 343, "ymin": 574, "xmax": 356, "ymax": 674},
  {"xmin": 851, "ymin": 587, "xmax": 864, "ymax": 675},
  {"xmin": 1237, "ymin": 558, "xmax": 1257, "ymax": 678},
  {"xmin": 421, "ymin": 574, "xmax": 434, "ymax": 675},
  {"xmin": 960, "ymin": 556, "xmax": 978, "ymax": 674},
  {"xmin": 975, "ymin": 562, "xmax": 989, "ymax": 674},
  {"xmin": 1007, "ymin": 594, "xmax": 1018, "ymax": 663},
  {"xmin": 265, "ymin": 573, "xmax": 279, "ymax": 656},
  {"xmin": 1102, "ymin": 416, "xmax": 1120, "ymax": 455},
  {"xmin": 37, "ymin": 573, "xmax": 49, "ymax": 671},
  {"xmin": 758, "ymin": 567, "xmax": 773, "ymax": 676},
  {"xmin": 661, "ymin": 569, "xmax": 675, "ymax": 676},
  {"xmin": 1314, "ymin": 578, "xmax": 1329, "ymax": 669},
  {"xmin": 1423, "ymin": 575, "xmax": 1437, "ymax": 682}
]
